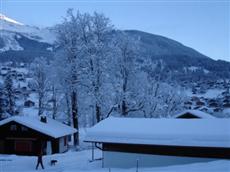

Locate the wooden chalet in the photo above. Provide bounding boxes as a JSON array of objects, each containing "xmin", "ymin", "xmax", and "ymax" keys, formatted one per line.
[
  {"xmin": 0, "ymin": 116, "xmax": 77, "ymax": 155},
  {"xmin": 173, "ymin": 110, "xmax": 215, "ymax": 119},
  {"xmin": 85, "ymin": 117, "xmax": 230, "ymax": 168},
  {"xmin": 24, "ymin": 100, "xmax": 35, "ymax": 107}
]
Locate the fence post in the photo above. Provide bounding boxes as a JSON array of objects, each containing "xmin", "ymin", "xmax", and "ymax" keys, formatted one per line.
[
  {"xmin": 92, "ymin": 143, "xmax": 94, "ymax": 161},
  {"xmin": 136, "ymin": 158, "xmax": 139, "ymax": 172}
]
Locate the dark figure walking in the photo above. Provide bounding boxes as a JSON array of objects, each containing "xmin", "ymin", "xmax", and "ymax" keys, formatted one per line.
[{"xmin": 36, "ymin": 149, "xmax": 44, "ymax": 170}]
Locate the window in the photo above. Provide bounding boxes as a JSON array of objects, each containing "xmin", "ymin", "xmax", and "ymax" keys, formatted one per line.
[
  {"xmin": 21, "ymin": 126, "xmax": 28, "ymax": 131},
  {"xmin": 10, "ymin": 125, "xmax": 17, "ymax": 131}
]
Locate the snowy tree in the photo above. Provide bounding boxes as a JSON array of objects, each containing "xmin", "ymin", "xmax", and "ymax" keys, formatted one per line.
[
  {"xmin": 50, "ymin": 54, "xmax": 73, "ymax": 125},
  {"xmin": 31, "ymin": 57, "xmax": 49, "ymax": 116},
  {"xmin": 51, "ymin": 9, "xmax": 188, "ymax": 132},
  {"xmin": 46, "ymin": 63, "xmax": 62, "ymax": 120},
  {"xmin": 54, "ymin": 9, "xmax": 86, "ymax": 146},
  {"xmin": 111, "ymin": 32, "xmax": 143, "ymax": 117},
  {"xmin": 143, "ymin": 60, "xmax": 186, "ymax": 118},
  {"xmin": 54, "ymin": 10, "xmax": 115, "ymax": 145},
  {"xmin": 4, "ymin": 74, "xmax": 15, "ymax": 115},
  {"xmin": 49, "ymin": 85, "xmax": 57, "ymax": 119},
  {"xmin": 81, "ymin": 12, "xmax": 113, "ymax": 123}
]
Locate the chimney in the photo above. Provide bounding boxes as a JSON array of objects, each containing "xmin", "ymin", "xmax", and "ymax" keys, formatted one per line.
[{"xmin": 40, "ymin": 116, "xmax": 47, "ymax": 123}]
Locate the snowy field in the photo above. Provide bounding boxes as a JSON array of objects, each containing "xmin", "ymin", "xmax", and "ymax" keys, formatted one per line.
[{"xmin": 0, "ymin": 149, "xmax": 230, "ymax": 172}]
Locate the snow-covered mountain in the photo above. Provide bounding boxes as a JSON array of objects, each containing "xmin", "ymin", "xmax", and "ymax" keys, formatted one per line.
[
  {"xmin": 0, "ymin": 14, "xmax": 55, "ymax": 44},
  {"xmin": 0, "ymin": 13, "xmax": 24, "ymax": 25},
  {"xmin": 0, "ymin": 14, "xmax": 229, "ymax": 80},
  {"xmin": 0, "ymin": 14, "xmax": 55, "ymax": 62},
  {"xmin": 124, "ymin": 30, "xmax": 230, "ymax": 80}
]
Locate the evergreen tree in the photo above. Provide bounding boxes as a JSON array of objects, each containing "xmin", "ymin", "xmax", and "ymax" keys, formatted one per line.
[
  {"xmin": 4, "ymin": 74, "xmax": 15, "ymax": 115},
  {"xmin": 0, "ymin": 89, "xmax": 5, "ymax": 120}
]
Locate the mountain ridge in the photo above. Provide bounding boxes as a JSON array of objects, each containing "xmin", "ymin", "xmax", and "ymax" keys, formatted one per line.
[
  {"xmin": 0, "ymin": 15, "xmax": 229, "ymax": 81},
  {"xmin": 125, "ymin": 30, "xmax": 211, "ymax": 60}
]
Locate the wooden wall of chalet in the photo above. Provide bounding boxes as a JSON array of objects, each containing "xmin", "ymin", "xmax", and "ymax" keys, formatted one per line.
[{"xmin": 0, "ymin": 121, "xmax": 59, "ymax": 155}]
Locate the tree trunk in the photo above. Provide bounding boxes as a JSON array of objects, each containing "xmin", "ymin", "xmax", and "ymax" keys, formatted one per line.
[
  {"xmin": 121, "ymin": 100, "xmax": 128, "ymax": 116},
  {"xmin": 121, "ymin": 75, "xmax": 128, "ymax": 116},
  {"xmin": 65, "ymin": 93, "xmax": 71, "ymax": 126},
  {"xmin": 71, "ymin": 91, "xmax": 79, "ymax": 146},
  {"xmin": 52, "ymin": 86, "xmax": 57, "ymax": 119},
  {"xmin": 95, "ymin": 103, "xmax": 101, "ymax": 123},
  {"xmin": 38, "ymin": 96, "xmax": 43, "ymax": 116}
]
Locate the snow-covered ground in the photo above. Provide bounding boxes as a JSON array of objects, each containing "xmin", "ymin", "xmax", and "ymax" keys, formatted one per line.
[{"xmin": 0, "ymin": 150, "xmax": 229, "ymax": 172}]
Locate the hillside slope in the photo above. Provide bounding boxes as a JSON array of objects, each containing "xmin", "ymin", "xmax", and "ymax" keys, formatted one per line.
[{"xmin": 0, "ymin": 15, "xmax": 229, "ymax": 79}]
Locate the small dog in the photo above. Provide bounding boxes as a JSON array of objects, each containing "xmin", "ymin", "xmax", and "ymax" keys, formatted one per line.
[{"xmin": 50, "ymin": 160, "xmax": 58, "ymax": 166}]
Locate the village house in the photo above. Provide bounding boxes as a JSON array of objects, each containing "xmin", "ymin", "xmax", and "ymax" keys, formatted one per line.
[
  {"xmin": 223, "ymin": 102, "xmax": 230, "ymax": 108},
  {"xmin": 0, "ymin": 116, "xmax": 77, "ymax": 155},
  {"xmin": 196, "ymin": 101, "xmax": 205, "ymax": 107},
  {"xmin": 173, "ymin": 110, "xmax": 215, "ymax": 119},
  {"xmin": 85, "ymin": 117, "xmax": 229, "ymax": 168},
  {"xmin": 24, "ymin": 100, "xmax": 35, "ymax": 107}
]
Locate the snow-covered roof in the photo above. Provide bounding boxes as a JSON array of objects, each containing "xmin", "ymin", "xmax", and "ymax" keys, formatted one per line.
[
  {"xmin": 0, "ymin": 116, "xmax": 77, "ymax": 138},
  {"xmin": 173, "ymin": 110, "xmax": 215, "ymax": 119},
  {"xmin": 85, "ymin": 117, "xmax": 230, "ymax": 148}
]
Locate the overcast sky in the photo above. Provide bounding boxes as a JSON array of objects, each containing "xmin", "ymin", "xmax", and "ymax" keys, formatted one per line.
[{"xmin": 1, "ymin": 0, "xmax": 229, "ymax": 61}]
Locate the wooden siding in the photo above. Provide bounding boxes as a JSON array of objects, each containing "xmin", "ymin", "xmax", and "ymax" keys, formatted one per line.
[
  {"xmin": 103, "ymin": 143, "xmax": 230, "ymax": 159},
  {"xmin": 0, "ymin": 140, "xmax": 4, "ymax": 153}
]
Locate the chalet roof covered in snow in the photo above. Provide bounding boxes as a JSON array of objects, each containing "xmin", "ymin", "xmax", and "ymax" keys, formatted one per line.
[
  {"xmin": 85, "ymin": 117, "xmax": 230, "ymax": 148},
  {"xmin": 173, "ymin": 110, "xmax": 215, "ymax": 119},
  {"xmin": 0, "ymin": 116, "xmax": 77, "ymax": 138}
]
